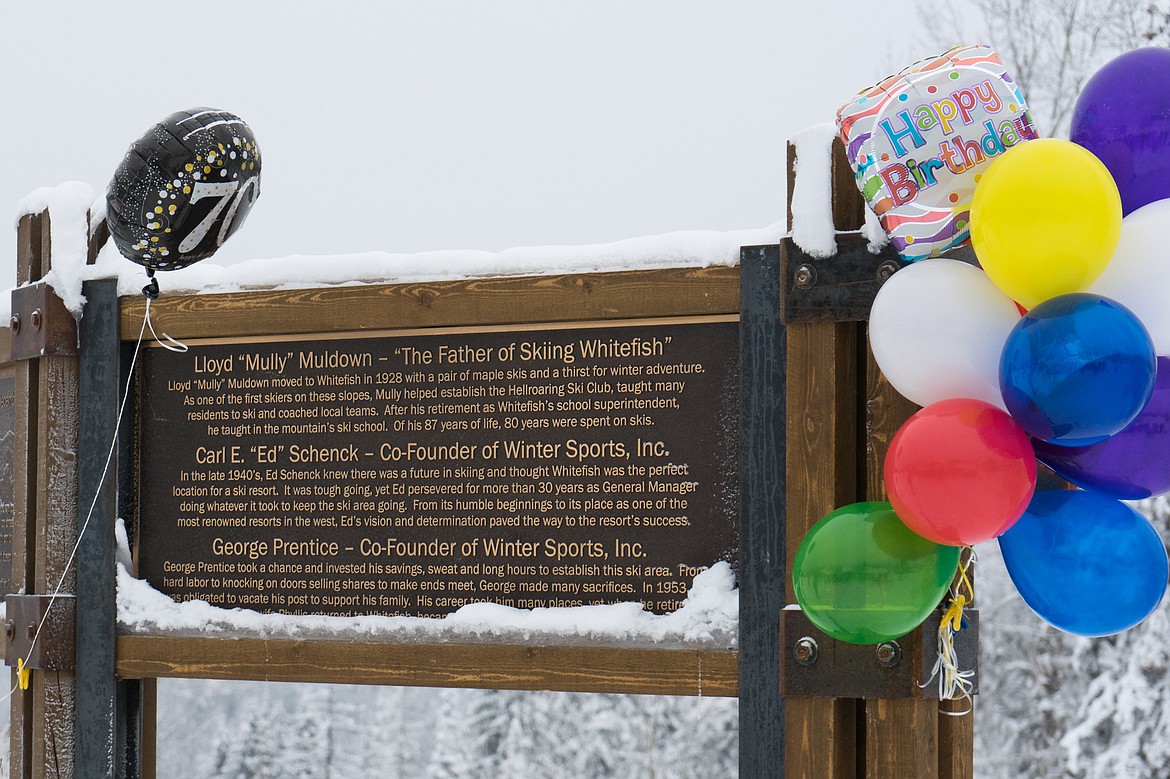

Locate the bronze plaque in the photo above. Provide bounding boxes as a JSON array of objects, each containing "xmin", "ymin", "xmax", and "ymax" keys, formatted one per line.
[{"xmin": 137, "ymin": 318, "xmax": 738, "ymax": 617}]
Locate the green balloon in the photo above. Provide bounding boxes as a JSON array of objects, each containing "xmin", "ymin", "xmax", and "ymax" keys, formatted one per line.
[{"xmin": 793, "ymin": 501, "xmax": 960, "ymax": 645}]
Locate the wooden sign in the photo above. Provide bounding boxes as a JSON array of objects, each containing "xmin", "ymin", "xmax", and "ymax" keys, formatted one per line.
[{"xmin": 137, "ymin": 317, "xmax": 738, "ymax": 617}]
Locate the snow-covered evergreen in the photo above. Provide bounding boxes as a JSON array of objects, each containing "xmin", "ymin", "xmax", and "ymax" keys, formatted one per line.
[
  {"xmin": 975, "ymin": 499, "xmax": 1170, "ymax": 778},
  {"xmin": 151, "ymin": 680, "xmax": 738, "ymax": 777}
]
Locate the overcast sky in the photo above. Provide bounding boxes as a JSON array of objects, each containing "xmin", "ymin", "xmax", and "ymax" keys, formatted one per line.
[{"xmin": 0, "ymin": 1, "xmax": 928, "ymax": 284}]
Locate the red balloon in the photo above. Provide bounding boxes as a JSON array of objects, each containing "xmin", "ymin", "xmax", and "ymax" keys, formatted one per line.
[{"xmin": 885, "ymin": 398, "xmax": 1036, "ymax": 546}]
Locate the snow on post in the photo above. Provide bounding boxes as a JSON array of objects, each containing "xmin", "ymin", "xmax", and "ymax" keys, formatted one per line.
[{"xmin": 789, "ymin": 123, "xmax": 839, "ymax": 258}]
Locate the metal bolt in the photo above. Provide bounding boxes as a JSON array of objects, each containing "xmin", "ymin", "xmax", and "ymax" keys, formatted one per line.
[
  {"xmin": 794, "ymin": 264, "xmax": 817, "ymax": 290},
  {"xmin": 4, "ymin": 620, "xmax": 13, "ymax": 640},
  {"xmin": 9, "ymin": 314, "xmax": 19, "ymax": 335},
  {"xmin": 30, "ymin": 308, "xmax": 42, "ymax": 332},
  {"xmin": 25, "ymin": 624, "xmax": 35, "ymax": 642},
  {"xmin": 876, "ymin": 260, "xmax": 901, "ymax": 283},
  {"xmin": 793, "ymin": 636, "xmax": 818, "ymax": 666},
  {"xmin": 876, "ymin": 641, "xmax": 901, "ymax": 667}
]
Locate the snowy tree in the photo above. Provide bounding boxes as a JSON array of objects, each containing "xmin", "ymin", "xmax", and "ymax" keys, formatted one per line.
[
  {"xmin": 279, "ymin": 687, "xmax": 335, "ymax": 779},
  {"xmin": 154, "ymin": 661, "xmax": 738, "ymax": 776},
  {"xmin": 973, "ymin": 498, "xmax": 1170, "ymax": 778},
  {"xmin": 428, "ymin": 688, "xmax": 520, "ymax": 778},
  {"xmin": 657, "ymin": 696, "xmax": 738, "ymax": 779},
  {"xmin": 972, "ymin": 553, "xmax": 1087, "ymax": 779},
  {"xmin": 212, "ymin": 694, "xmax": 293, "ymax": 779},
  {"xmin": 1055, "ymin": 498, "xmax": 1170, "ymax": 778},
  {"xmin": 422, "ymin": 687, "xmax": 736, "ymax": 778},
  {"xmin": 933, "ymin": 0, "xmax": 1152, "ymax": 136}
]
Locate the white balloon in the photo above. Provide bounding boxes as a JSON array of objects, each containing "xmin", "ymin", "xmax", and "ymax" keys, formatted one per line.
[
  {"xmin": 1089, "ymin": 199, "xmax": 1170, "ymax": 355},
  {"xmin": 869, "ymin": 259, "xmax": 1020, "ymax": 409}
]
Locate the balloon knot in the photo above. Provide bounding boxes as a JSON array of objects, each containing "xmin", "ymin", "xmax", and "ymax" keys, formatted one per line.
[{"xmin": 142, "ymin": 276, "xmax": 160, "ymax": 300}]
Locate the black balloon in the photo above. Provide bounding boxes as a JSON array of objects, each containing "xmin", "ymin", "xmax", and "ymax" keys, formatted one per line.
[{"xmin": 106, "ymin": 107, "xmax": 261, "ymax": 271}]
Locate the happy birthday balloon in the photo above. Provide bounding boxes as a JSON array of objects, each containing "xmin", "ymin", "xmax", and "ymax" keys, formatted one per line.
[
  {"xmin": 869, "ymin": 258, "xmax": 1021, "ymax": 409},
  {"xmin": 970, "ymin": 139, "xmax": 1121, "ymax": 309},
  {"xmin": 999, "ymin": 490, "xmax": 1168, "ymax": 637},
  {"xmin": 885, "ymin": 398, "xmax": 1036, "ymax": 546},
  {"xmin": 837, "ymin": 44, "xmax": 1035, "ymax": 261},
  {"xmin": 1000, "ymin": 293, "xmax": 1156, "ymax": 446},
  {"xmin": 1034, "ymin": 356, "xmax": 1170, "ymax": 500},
  {"xmin": 106, "ymin": 107, "xmax": 262, "ymax": 272},
  {"xmin": 793, "ymin": 502, "xmax": 960, "ymax": 645},
  {"xmin": 1071, "ymin": 47, "xmax": 1170, "ymax": 216}
]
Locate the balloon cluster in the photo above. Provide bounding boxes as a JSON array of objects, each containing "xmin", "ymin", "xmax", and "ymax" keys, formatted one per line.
[{"xmin": 799, "ymin": 47, "xmax": 1170, "ymax": 646}]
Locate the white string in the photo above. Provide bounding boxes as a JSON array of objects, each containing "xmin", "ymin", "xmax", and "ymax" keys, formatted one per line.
[
  {"xmin": 144, "ymin": 296, "xmax": 188, "ymax": 353},
  {"xmin": 922, "ymin": 547, "xmax": 977, "ymax": 715},
  {"xmin": 929, "ymin": 623, "xmax": 976, "ymax": 715},
  {"xmin": 3, "ymin": 302, "xmax": 151, "ymax": 701}
]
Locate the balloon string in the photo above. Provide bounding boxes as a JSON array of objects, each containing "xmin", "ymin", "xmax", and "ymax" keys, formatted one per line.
[
  {"xmin": 2, "ymin": 303, "xmax": 150, "ymax": 701},
  {"xmin": 923, "ymin": 546, "xmax": 976, "ymax": 714},
  {"xmin": 144, "ymin": 295, "xmax": 188, "ymax": 353}
]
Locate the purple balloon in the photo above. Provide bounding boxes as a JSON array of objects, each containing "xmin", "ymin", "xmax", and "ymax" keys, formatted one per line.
[
  {"xmin": 1071, "ymin": 48, "xmax": 1170, "ymax": 215},
  {"xmin": 1034, "ymin": 356, "xmax": 1170, "ymax": 499}
]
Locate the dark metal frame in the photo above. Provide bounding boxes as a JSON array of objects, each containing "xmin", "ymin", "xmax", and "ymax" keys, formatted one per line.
[
  {"xmin": 76, "ymin": 278, "xmax": 142, "ymax": 779},
  {"xmin": 739, "ymin": 245, "xmax": 786, "ymax": 776}
]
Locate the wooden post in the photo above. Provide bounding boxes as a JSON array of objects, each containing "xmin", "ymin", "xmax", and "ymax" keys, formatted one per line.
[
  {"xmin": 9, "ymin": 213, "xmax": 43, "ymax": 779},
  {"xmin": 10, "ymin": 211, "xmax": 81, "ymax": 779},
  {"xmin": 782, "ymin": 138, "xmax": 975, "ymax": 778},
  {"xmin": 783, "ymin": 140, "xmax": 862, "ymax": 779}
]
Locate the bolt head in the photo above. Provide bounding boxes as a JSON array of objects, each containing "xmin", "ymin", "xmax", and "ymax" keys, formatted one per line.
[
  {"xmin": 30, "ymin": 309, "xmax": 42, "ymax": 332},
  {"xmin": 794, "ymin": 264, "xmax": 817, "ymax": 290},
  {"xmin": 877, "ymin": 260, "xmax": 901, "ymax": 282},
  {"xmin": 4, "ymin": 620, "xmax": 13, "ymax": 640},
  {"xmin": 876, "ymin": 641, "xmax": 901, "ymax": 667},
  {"xmin": 9, "ymin": 315, "xmax": 19, "ymax": 335},
  {"xmin": 794, "ymin": 636, "xmax": 818, "ymax": 666}
]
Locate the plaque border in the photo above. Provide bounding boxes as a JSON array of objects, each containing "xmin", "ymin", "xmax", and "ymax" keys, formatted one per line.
[{"xmin": 118, "ymin": 266, "xmax": 743, "ymax": 696}]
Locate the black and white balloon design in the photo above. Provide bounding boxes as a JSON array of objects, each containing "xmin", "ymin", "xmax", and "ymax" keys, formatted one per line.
[{"xmin": 106, "ymin": 107, "xmax": 262, "ymax": 272}]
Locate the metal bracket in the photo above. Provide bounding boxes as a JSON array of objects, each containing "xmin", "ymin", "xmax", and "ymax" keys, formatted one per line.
[
  {"xmin": 781, "ymin": 234, "xmax": 980, "ymax": 324},
  {"xmin": 780, "ymin": 606, "xmax": 979, "ymax": 699},
  {"xmin": 4, "ymin": 594, "xmax": 76, "ymax": 670},
  {"xmin": 10, "ymin": 282, "xmax": 78, "ymax": 360}
]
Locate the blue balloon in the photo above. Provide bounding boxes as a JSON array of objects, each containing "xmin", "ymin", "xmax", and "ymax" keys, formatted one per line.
[
  {"xmin": 1000, "ymin": 293, "xmax": 1155, "ymax": 446},
  {"xmin": 999, "ymin": 490, "xmax": 1168, "ymax": 636}
]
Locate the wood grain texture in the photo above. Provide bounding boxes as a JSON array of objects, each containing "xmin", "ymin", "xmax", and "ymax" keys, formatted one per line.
[
  {"xmin": 0, "ymin": 329, "xmax": 12, "ymax": 366},
  {"xmin": 13, "ymin": 211, "xmax": 81, "ymax": 779},
  {"xmin": 866, "ymin": 698, "xmax": 938, "ymax": 779},
  {"xmin": 11, "ymin": 214, "xmax": 37, "ymax": 779},
  {"xmin": 787, "ymin": 143, "xmax": 797, "ymax": 232},
  {"xmin": 862, "ymin": 343, "xmax": 919, "ymax": 502},
  {"xmin": 141, "ymin": 679, "xmax": 157, "ymax": 779},
  {"xmin": 785, "ymin": 697, "xmax": 857, "ymax": 779},
  {"xmin": 939, "ymin": 697, "xmax": 975, "ymax": 779},
  {"xmin": 784, "ymin": 321, "xmax": 860, "ymax": 779},
  {"xmin": 786, "ymin": 322, "xmax": 859, "ymax": 602},
  {"xmin": 831, "ymin": 138, "xmax": 866, "ymax": 232},
  {"xmin": 864, "ymin": 342, "xmax": 945, "ymax": 779},
  {"xmin": 116, "ymin": 636, "xmax": 738, "ymax": 697},
  {"xmin": 16, "ymin": 213, "xmax": 48, "ymax": 287},
  {"xmin": 36, "ymin": 357, "xmax": 78, "ymax": 594},
  {"xmin": 119, "ymin": 266, "xmax": 740, "ymax": 340},
  {"xmin": 86, "ymin": 214, "xmax": 108, "ymax": 267},
  {"xmin": 866, "ymin": 340, "xmax": 974, "ymax": 779}
]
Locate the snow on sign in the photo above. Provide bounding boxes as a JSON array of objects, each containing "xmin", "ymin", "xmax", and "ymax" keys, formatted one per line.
[{"xmin": 136, "ymin": 317, "xmax": 739, "ymax": 618}]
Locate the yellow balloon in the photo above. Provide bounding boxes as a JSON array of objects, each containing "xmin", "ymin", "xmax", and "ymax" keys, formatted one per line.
[{"xmin": 970, "ymin": 138, "xmax": 1122, "ymax": 309}]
